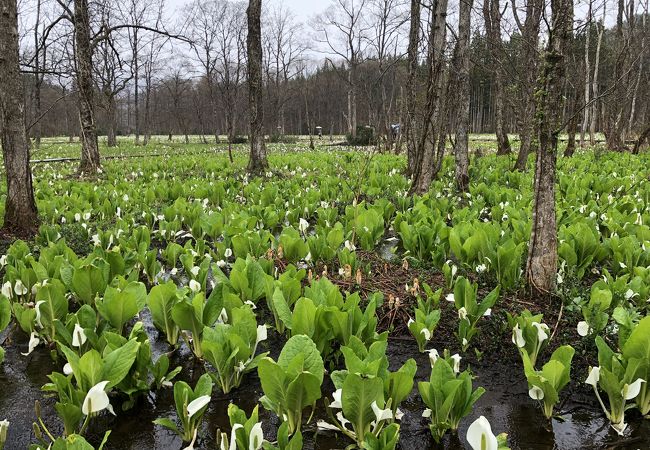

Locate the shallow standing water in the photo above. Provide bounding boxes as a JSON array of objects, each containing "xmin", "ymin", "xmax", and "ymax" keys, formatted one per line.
[{"xmin": 2, "ymin": 320, "xmax": 649, "ymax": 450}]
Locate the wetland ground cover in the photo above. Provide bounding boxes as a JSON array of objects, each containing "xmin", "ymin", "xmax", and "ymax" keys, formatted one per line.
[{"xmin": 0, "ymin": 139, "xmax": 649, "ymax": 450}]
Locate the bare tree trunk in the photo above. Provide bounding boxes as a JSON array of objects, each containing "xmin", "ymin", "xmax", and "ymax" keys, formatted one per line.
[
  {"xmin": 0, "ymin": 0, "xmax": 39, "ymax": 236},
  {"xmin": 590, "ymin": 7, "xmax": 605, "ymax": 145},
  {"xmin": 526, "ymin": 0, "xmax": 572, "ymax": 296},
  {"xmin": 410, "ymin": 0, "xmax": 448, "ymax": 194},
  {"xmin": 627, "ymin": 7, "xmax": 645, "ymax": 136},
  {"xmin": 106, "ymin": 95, "xmax": 118, "ymax": 147},
  {"xmin": 32, "ymin": 0, "xmax": 42, "ymax": 149},
  {"xmin": 74, "ymin": 0, "xmax": 101, "ymax": 175},
  {"xmin": 454, "ymin": 0, "xmax": 472, "ymax": 192},
  {"xmin": 483, "ymin": 0, "xmax": 511, "ymax": 155},
  {"xmin": 604, "ymin": 0, "xmax": 631, "ymax": 152},
  {"xmin": 405, "ymin": 0, "xmax": 420, "ymax": 176},
  {"xmin": 513, "ymin": 0, "xmax": 543, "ymax": 171},
  {"xmin": 144, "ymin": 71, "xmax": 151, "ymax": 145},
  {"xmin": 246, "ymin": 0, "xmax": 268, "ymax": 174},
  {"xmin": 632, "ymin": 125, "xmax": 650, "ymax": 154},
  {"xmin": 580, "ymin": 0, "xmax": 592, "ymax": 147},
  {"xmin": 133, "ymin": 28, "xmax": 140, "ymax": 145},
  {"xmin": 564, "ymin": 113, "xmax": 579, "ymax": 156}
]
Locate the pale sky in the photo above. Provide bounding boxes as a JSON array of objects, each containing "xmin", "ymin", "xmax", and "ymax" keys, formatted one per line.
[{"xmin": 168, "ymin": 0, "xmax": 331, "ymax": 23}]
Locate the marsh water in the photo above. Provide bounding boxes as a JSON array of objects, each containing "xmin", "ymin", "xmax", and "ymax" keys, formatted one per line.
[{"xmin": 2, "ymin": 314, "xmax": 649, "ymax": 450}]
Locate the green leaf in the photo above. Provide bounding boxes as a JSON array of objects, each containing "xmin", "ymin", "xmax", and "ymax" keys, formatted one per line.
[
  {"xmin": 102, "ymin": 339, "xmax": 140, "ymax": 388},
  {"xmin": 277, "ymin": 335, "xmax": 324, "ymax": 384}
]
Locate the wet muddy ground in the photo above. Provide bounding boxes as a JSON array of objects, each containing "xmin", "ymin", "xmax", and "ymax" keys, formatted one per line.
[{"xmin": 2, "ymin": 315, "xmax": 649, "ymax": 450}]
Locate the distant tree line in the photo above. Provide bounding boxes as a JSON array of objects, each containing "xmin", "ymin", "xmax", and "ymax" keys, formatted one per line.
[{"xmin": 16, "ymin": 0, "xmax": 649, "ymax": 149}]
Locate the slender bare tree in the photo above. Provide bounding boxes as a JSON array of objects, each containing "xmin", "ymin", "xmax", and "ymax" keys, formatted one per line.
[
  {"xmin": 454, "ymin": 0, "xmax": 472, "ymax": 192},
  {"xmin": 526, "ymin": 0, "xmax": 573, "ymax": 295},
  {"xmin": 483, "ymin": 0, "xmax": 511, "ymax": 155},
  {"xmin": 512, "ymin": 0, "xmax": 544, "ymax": 171}
]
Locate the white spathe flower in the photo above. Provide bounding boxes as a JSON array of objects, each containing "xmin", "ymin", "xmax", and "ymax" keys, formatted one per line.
[
  {"xmin": 224, "ymin": 248, "xmax": 233, "ymax": 258},
  {"xmin": 529, "ymin": 386, "xmax": 545, "ymax": 400},
  {"xmin": 445, "ymin": 293, "xmax": 455, "ymax": 303},
  {"xmin": 34, "ymin": 300, "xmax": 46, "ymax": 329},
  {"xmin": 451, "ymin": 354, "xmax": 462, "ymax": 374},
  {"xmin": 187, "ymin": 395, "xmax": 211, "ymax": 419},
  {"xmin": 298, "ymin": 218, "xmax": 309, "ymax": 232},
  {"xmin": 82, "ymin": 381, "xmax": 115, "ymax": 415},
  {"xmin": 14, "ymin": 280, "xmax": 28, "ymax": 296},
  {"xmin": 512, "ymin": 324, "xmax": 526, "ymax": 348},
  {"xmin": 458, "ymin": 307, "xmax": 468, "ymax": 320},
  {"xmin": 585, "ymin": 366, "xmax": 600, "ymax": 387},
  {"xmin": 190, "ymin": 266, "xmax": 200, "ymax": 276},
  {"xmin": 1, "ymin": 281, "xmax": 12, "ymax": 298},
  {"xmin": 475, "ymin": 264, "xmax": 487, "ymax": 274},
  {"xmin": 226, "ymin": 424, "xmax": 244, "ymax": 450},
  {"xmin": 72, "ymin": 323, "xmax": 87, "ymax": 347},
  {"xmin": 577, "ymin": 321, "xmax": 591, "ymax": 337},
  {"xmin": 344, "ymin": 240, "xmax": 356, "ymax": 251},
  {"xmin": 532, "ymin": 322, "xmax": 549, "ymax": 343},
  {"xmin": 249, "ymin": 422, "xmax": 263, "ymax": 450},
  {"xmin": 422, "ymin": 408, "xmax": 432, "ymax": 418},
  {"xmin": 336, "ymin": 411, "xmax": 350, "ymax": 429},
  {"xmin": 427, "ymin": 349, "xmax": 439, "ymax": 367},
  {"xmin": 244, "ymin": 300, "xmax": 257, "ymax": 310},
  {"xmin": 63, "ymin": 363, "xmax": 73, "ymax": 375},
  {"xmin": 395, "ymin": 408, "xmax": 404, "ymax": 421},
  {"xmin": 0, "ymin": 255, "xmax": 6, "ymax": 267},
  {"xmin": 329, "ymin": 389, "xmax": 342, "ymax": 409},
  {"xmin": 371, "ymin": 401, "xmax": 393, "ymax": 422},
  {"xmin": 622, "ymin": 378, "xmax": 646, "ymax": 400},
  {"xmin": 466, "ymin": 415, "xmax": 498, "ymax": 450},
  {"xmin": 217, "ymin": 308, "xmax": 228, "ymax": 324},
  {"xmin": 256, "ymin": 325, "xmax": 267, "ymax": 344},
  {"xmin": 483, "ymin": 308, "xmax": 492, "ymax": 317},
  {"xmin": 462, "ymin": 338, "xmax": 468, "ymax": 348},
  {"xmin": 189, "ymin": 279, "xmax": 201, "ymax": 292},
  {"xmin": 21, "ymin": 331, "xmax": 40, "ymax": 356},
  {"xmin": 624, "ymin": 289, "xmax": 638, "ymax": 300},
  {"xmin": 420, "ymin": 327, "xmax": 431, "ymax": 341},
  {"xmin": 316, "ymin": 420, "xmax": 340, "ymax": 431}
]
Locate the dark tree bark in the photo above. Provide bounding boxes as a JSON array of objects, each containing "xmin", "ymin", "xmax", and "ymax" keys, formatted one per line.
[
  {"xmin": 0, "ymin": 0, "xmax": 39, "ymax": 236},
  {"xmin": 106, "ymin": 95, "xmax": 118, "ymax": 147},
  {"xmin": 74, "ymin": 0, "xmax": 102, "ymax": 175},
  {"xmin": 409, "ymin": 0, "xmax": 449, "ymax": 195},
  {"xmin": 405, "ymin": 0, "xmax": 420, "ymax": 176},
  {"xmin": 513, "ymin": 0, "xmax": 544, "ymax": 171},
  {"xmin": 526, "ymin": 0, "xmax": 572, "ymax": 296},
  {"xmin": 32, "ymin": 0, "xmax": 43, "ymax": 149},
  {"xmin": 483, "ymin": 0, "xmax": 511, "ymax": 155},
  {"xmin": 246, "ymin": 0, "xmax": 268, "ymax": 174},
  {"xmin": 454, "ymin": 0, "xmax": 472, "ymax": 192},
  {"xmin": 133, "ymin": 28, "xmax": 140, "ymax": 145},
  {"xmin": 632, "ymin": 125, "xmax": 650, "ymax": 154}
]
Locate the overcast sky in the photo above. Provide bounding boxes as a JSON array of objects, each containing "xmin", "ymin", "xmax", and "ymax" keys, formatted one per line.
[{"xmin": 167, "ymin": 0, "xmax": 331, "ymax": 23}]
